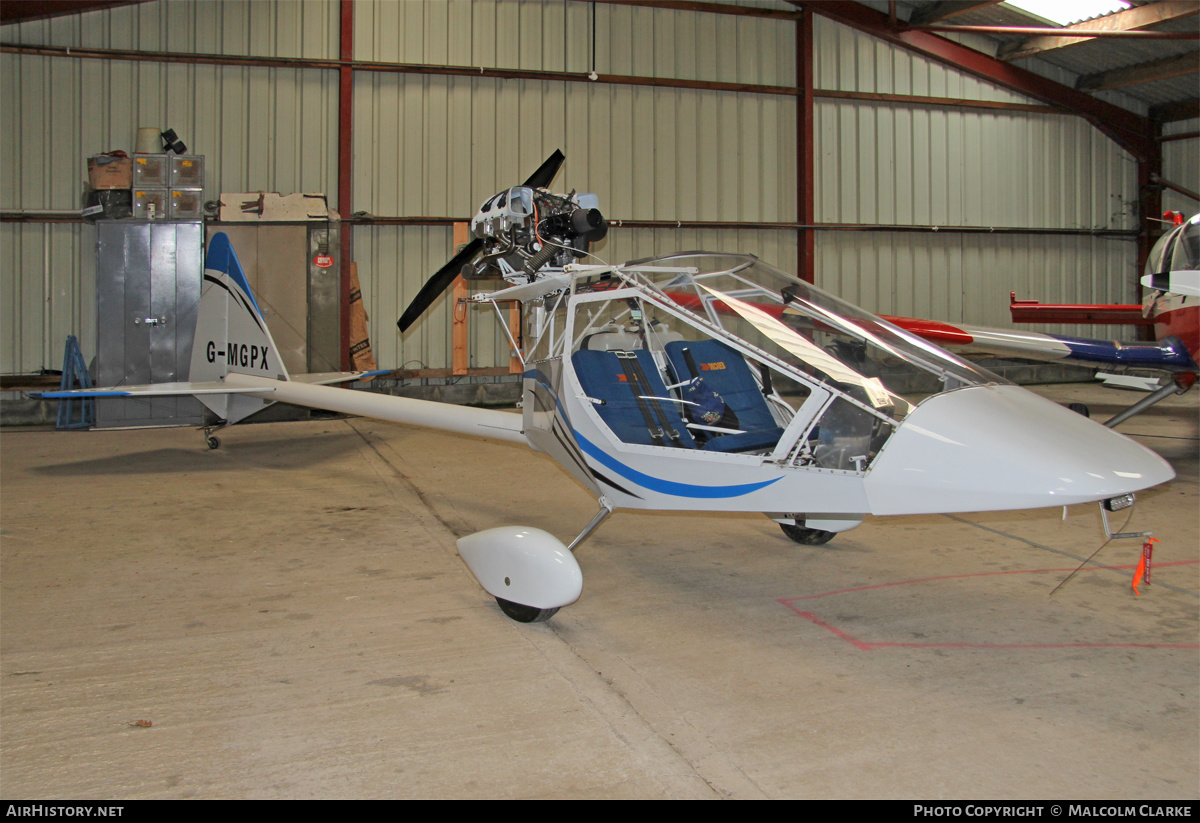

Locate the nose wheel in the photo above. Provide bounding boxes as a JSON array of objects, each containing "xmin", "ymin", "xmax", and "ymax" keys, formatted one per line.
[
  {"xmin": 461, "ymin": 500, "xmax": 613, "ymax": 624},
  {"xmin": 495, "ymin": 598, "xmax": 560, "ymax": 623},
  {"xmin": 779, "ymin": 522, "xmax": 836, "ymax": 545}
]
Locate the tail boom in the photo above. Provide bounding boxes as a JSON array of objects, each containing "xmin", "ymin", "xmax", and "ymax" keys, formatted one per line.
[
  {"xmin": 34, "ymin": 231, "xmax": 526, "ymax": 444},
  {"xmin": 223, "ymin": 372, "xmax": 527, "ymax": 444}
]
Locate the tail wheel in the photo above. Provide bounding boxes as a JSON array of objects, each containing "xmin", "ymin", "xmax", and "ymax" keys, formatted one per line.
[
  {"xmin": 779, "ymin": 522, "xmax": 836, "ymax": 545},
  {"xmin": 495, "ymin": 597, "xmax": 560, "ymax": 623}
]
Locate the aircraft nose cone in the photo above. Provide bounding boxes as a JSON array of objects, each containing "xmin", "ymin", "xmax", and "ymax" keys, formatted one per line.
[{"xmin": 864, "ymin": 384, "xmax": 1175, "ymax": 516}]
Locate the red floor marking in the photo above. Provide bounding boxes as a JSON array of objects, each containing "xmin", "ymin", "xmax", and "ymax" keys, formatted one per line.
[{"xmin": 778, "ymin": 560, "xmax": 1200, "ymax": 651}]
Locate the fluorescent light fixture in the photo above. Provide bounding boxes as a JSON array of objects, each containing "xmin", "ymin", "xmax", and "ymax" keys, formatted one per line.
[{"xmin": 1004, "ymin": 0, "xmax": 1131, "ymax": 26}]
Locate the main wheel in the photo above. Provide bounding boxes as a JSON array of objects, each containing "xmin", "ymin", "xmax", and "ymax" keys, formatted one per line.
[
  {"xmin": 495, "ymin": 597, "xmax": 560, "ymax": 623},
  {"xmin": 206, "ymin": 435, "xmax": 221, "ymax": 450},
  {"xmin": 779, "ymin": 522, "xmax": 836, "ymax": 545}
]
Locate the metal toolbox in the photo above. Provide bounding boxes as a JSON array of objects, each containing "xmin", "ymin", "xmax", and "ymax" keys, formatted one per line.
[
  {"xmin": 168, "ymin": 188, "xmax": 205, "ymax": 219},
  {"xmin": 169, "ymin": 155, "xmax": 204, "ymax": 188},
  {"xmin": 133, "ymin": 154, "xmax": 169, "ymax": 187},
  {"xmin": 132, "ymin": 187, "xmax": 169, "ymax": 219}
]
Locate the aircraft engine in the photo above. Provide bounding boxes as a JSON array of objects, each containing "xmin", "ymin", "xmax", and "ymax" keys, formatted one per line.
[
  {"xmin": 398, "ymin": 150, "xmax": 592, "ymax": 333},
  {"xmin": 464, "ymin": 186, "xmax": 608, "ymax": 281}
]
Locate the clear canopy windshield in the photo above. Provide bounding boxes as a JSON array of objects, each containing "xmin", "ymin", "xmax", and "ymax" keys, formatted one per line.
[
  {"xmin": 629, "ymin": 252, "xmax": 1006, "ymax": 411},
  {"xmin": 1146, "ymin": 214, "xmax": 1199, "ymax": 278}
]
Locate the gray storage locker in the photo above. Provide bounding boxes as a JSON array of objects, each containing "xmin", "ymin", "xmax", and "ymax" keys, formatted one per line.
[{"xmin": 95, "ymin": 220, "xmax": 206, "ymax": 428}]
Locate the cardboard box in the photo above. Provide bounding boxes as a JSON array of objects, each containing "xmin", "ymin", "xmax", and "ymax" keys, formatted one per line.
[
  {"xmin": 88, "ymin": 155, "xmax": 133, "ymax": 190},
  {"xmin": 218, "ymin": 192, "xmax": 331, "ymax": 222}
]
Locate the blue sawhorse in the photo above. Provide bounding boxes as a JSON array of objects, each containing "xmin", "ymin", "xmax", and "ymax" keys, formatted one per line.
[{"xmin": 57, "ymin": 335, "xmax": 94, "ymax": 429}]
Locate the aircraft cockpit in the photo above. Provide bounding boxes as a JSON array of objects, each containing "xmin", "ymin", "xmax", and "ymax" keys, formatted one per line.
[{"xmin": 519, "ymin": 252, "xmax": 1007, "ymax": 478}]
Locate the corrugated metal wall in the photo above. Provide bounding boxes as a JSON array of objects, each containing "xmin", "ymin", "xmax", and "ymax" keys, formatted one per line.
[
  {"xmin": 0, "ymin": 224, "xmax": 94, "ymax": 374},
  {"xmin": 3, "ymin": 0, "xmax": 1188, "ymax": 376},
  {"xmin": 0, "ymin": 0, "xmax": 798, "ymax": 373},
  {"xmin": 0, "ymin": 0, "xmax": 341, "ymax": 374},
  {"xmin": 349, "ymin": 0, "xmax": 797, "ymax": 370},
  {"xmin": 0, "ymin": 1, "xmax": 341, "ymax": 208},
  {"xmin": 1162, "ymin": 118, "xmax": 1199, "ymax": 221},
  {"xmin": 810, "ymin": 14, "xmax": 1141, "ymax": 338},
  {"xmin": 0, "ymin": 0, "xmax": 340, "ymax": 57}
]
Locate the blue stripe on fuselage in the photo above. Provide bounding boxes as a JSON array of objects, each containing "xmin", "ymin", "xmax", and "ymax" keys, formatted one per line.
[
  {"xmin": 36, "ymin": 390, "xmax": 131, "ymax": 398},
  {"xmin": 523, "ymin": 368, "xmax": 783, "ymax": 499}
]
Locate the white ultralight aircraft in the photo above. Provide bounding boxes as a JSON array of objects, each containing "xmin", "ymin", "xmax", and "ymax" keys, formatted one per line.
[{"xmin": 37, "ymin": 152, "xmax": 1176, "ymax": 623}]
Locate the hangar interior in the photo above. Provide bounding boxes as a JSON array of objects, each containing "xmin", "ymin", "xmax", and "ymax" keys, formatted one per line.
[{"xmin": 1, "ymin": 0, "xmax": 1197, "ymax": 800}]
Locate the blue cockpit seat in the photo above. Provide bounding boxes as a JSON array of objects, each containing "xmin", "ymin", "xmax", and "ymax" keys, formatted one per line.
[
  {"xmin": 664, "ymin": 340, "xmax": 785, "ymax": 453},
  {"xmin": 572, "ymin": 349, "xmax": 697, "ymax": 449}
]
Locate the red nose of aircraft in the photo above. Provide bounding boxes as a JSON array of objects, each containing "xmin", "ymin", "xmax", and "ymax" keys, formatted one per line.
[{"xmin": 864, "ymin": 384, "xmax": 1175, "ymax": 516}]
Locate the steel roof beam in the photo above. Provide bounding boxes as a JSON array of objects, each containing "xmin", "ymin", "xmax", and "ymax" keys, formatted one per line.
[
  {"xmin": 1077, "ymin": 51, "xmax": 1200, "ymax": 91},
  {"xmin": 787, "ymin": 0, "xmax": 1156, "ymax": 161},
  {"xmin": 1151, "ymin": 98, "xmax": 1200, "ymax": 121},
  {"xmin": 584, "ymin": 0, "xmax": 800, "ymax": 20},
  {"xmin": 998, "ymin": 0, "xmax": 1200, "ymax": 62},
  {"xmin": 0, "ymin": 0, "xmax": 147, "ymax": 25}
]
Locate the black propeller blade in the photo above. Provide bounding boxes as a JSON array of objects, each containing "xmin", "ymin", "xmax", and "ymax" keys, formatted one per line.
[
  {"xmin": 396, "ymin": 237, "xmax": 483, "ymax": 333},
  {"xmin": 396, "ymin": 150, "xmax": 565, "ymax": 334},
  {"xmin": 523, "ymin": 149, "xmax": 565, "ymax": 189}
]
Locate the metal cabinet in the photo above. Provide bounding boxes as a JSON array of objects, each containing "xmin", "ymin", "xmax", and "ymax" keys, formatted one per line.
[{"xmin": 95, "ymin": 221, "xmax": 206, "ymax": 428}]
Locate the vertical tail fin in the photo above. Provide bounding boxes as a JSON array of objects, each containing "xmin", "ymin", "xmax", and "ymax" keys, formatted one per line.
[{"xmin": 190, "ymin": 232, "xmax": 289, "ymax": 423}]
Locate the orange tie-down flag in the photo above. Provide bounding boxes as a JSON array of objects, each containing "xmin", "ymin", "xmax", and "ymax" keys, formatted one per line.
[{"xmin": 1132, "ymin": 537, "xmax": 1159, "ymax": 596}]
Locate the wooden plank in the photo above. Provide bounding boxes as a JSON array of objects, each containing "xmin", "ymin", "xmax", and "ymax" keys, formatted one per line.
[
  {"xmin": 509, "ymin": 304, "xmax": 523, "ymax": 375},
  {"xmin": 451, "ymin": 221, "xmax": 469, "ymax": 376}
]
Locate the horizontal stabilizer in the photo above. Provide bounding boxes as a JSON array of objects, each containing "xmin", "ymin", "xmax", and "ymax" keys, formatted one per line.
[
  {"xmin": 293, "ymin": 370, "xmax": 391, "ymax": 385},
  {"xmin": 32, "ymin": 368, "xmax": 388, "ymax": 400},
  {"xmin": 1097, "ymin": 372, "xmax": 1164, "ymax": 391},
  {"xmin": 32, "ymin": 381, "xmax": 275, "ymax": 399}
]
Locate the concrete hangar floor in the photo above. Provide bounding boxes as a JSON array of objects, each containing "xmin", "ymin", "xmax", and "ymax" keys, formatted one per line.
[{"xmin": 1, "ymin": 382, "xmax": 1196, "ymax": 799}]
